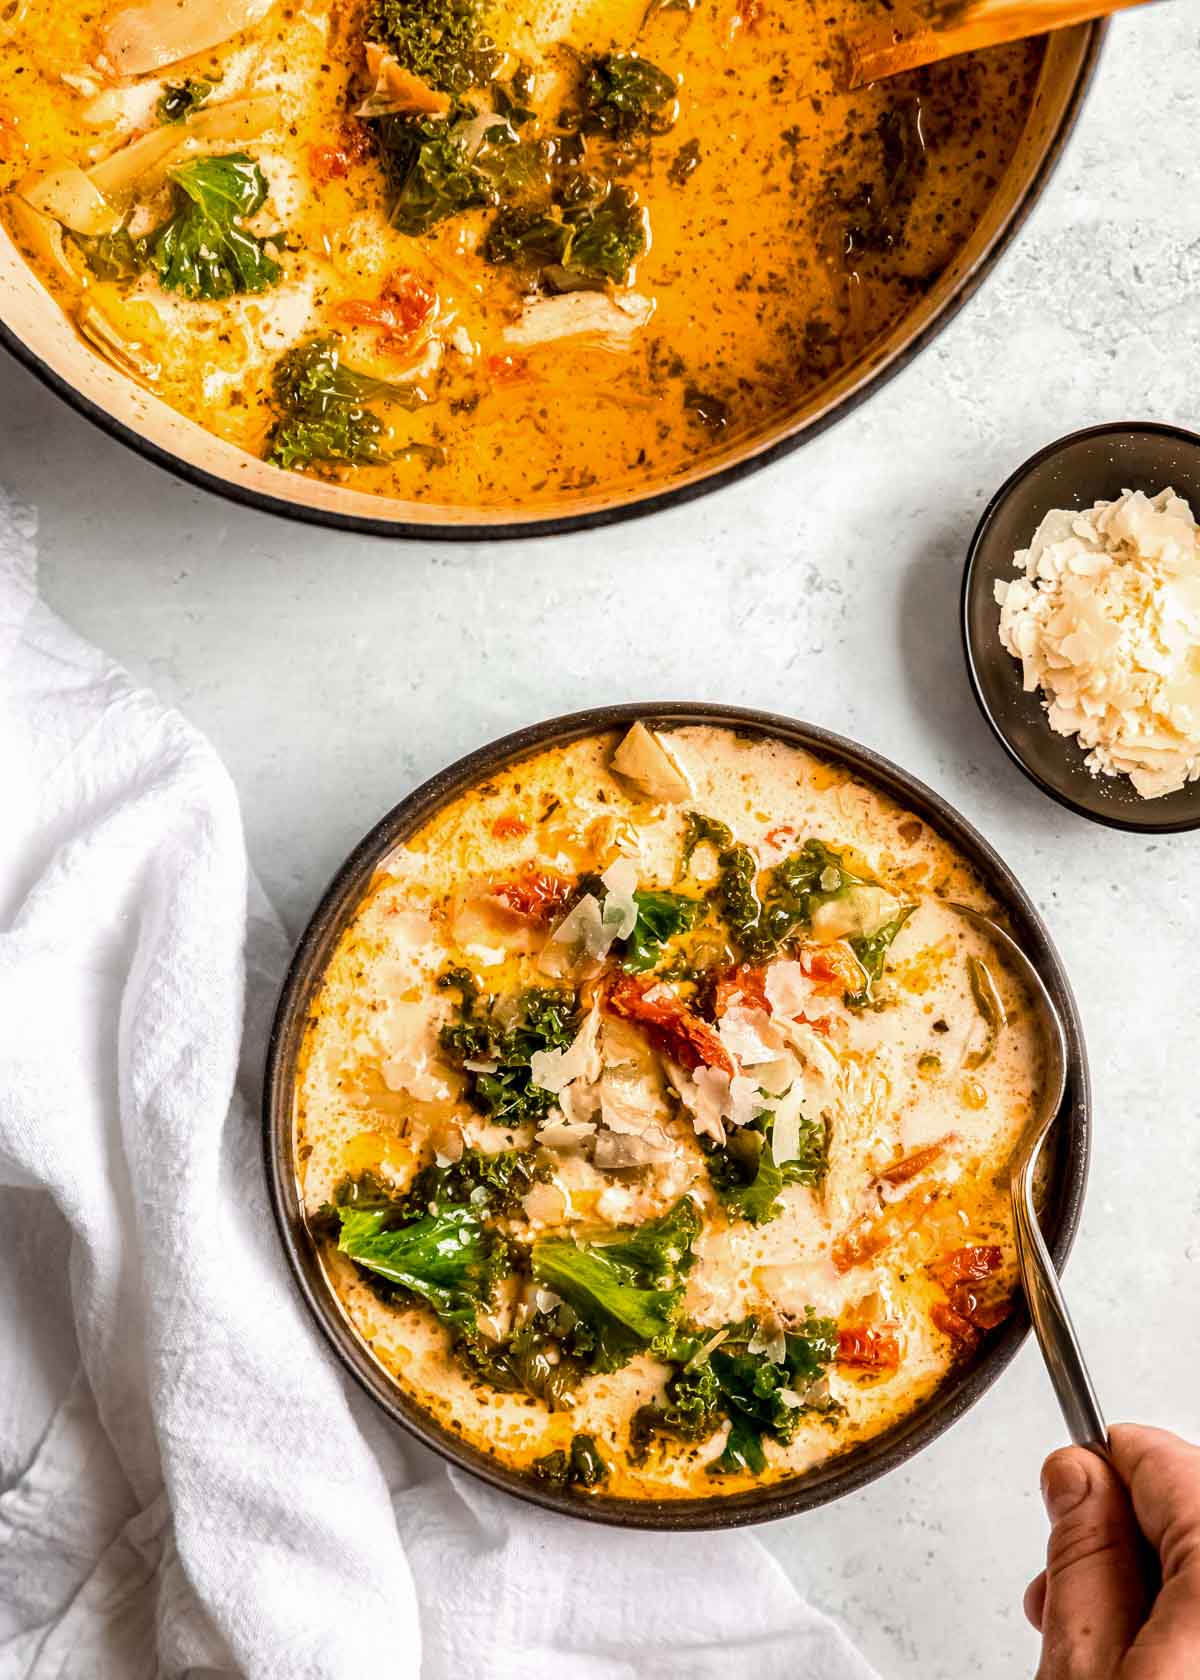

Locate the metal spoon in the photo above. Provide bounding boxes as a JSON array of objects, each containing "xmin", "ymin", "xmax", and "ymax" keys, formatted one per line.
[{"xmin": 950, "ymin": 903, "xmax": 1108, "ymax": 1455}]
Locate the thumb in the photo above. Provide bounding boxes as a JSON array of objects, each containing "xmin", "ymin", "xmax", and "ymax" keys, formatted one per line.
[{"xmin": 1035, "ymin": 1447, "xmax": 1154, "ymax": 1680}]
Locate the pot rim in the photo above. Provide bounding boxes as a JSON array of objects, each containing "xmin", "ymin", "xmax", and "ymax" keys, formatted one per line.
[
  {"xmin": 2, "ymin": 24, "xmax": 1105, "ymax": 542},
  {"xmin": 262, "ymin": 701, "xmax": 1091, "ymax": 1529}
]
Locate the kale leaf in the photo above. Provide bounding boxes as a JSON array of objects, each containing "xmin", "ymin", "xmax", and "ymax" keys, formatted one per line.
[
  {"xmin": 631, "ymin": 1312, "xmax": 838, "ymax": 1473},
  {"xmin": 533, "ymin": 1432, "xmax": 609, "ymax": 1489},
  {"xmin": 485, "ymin": 178, "xmax": 648, "ymax": 288},
  {"xmin": 847, "ymin": 907, "xmax": 916, "ymax": 1007},
  {"xmin": 703, "ymin": 1109, "xmax": 827, "ymax": 1224},
  {"xmin": 265, "ymin": 337, "xmax": 400, "ymax": 471},
  {"xmin": 579, "ymin": 52, "xmax": 677, "ymax": 142},
  {"xmin": 438, "ymin": 966, "xmax": 579, "ymax": 1126},
  {"xmin": 334, "ymin": 1199, "xmax": 507, "ymax": 1326},
  {"xmin": 397, "ymin": 1146, "xmax": 544, "ymax": 1220},
  {"xmin": 146, "ymin": 153, "xmax": 280, "ymax": 300},
  {"xmin": 373, "ymin": 109, "xmax": 493, "ymax": 235},
  {"xmin": 365, "ymin": 0, "xmax": 491, "ymax": 95},
  {"xmin": 621, "ymin": 888, "xmax": 706, "ymax": 972},
  {"xmin": 530, "ymin": 1196, "xmax": 701, "ymax": 1372},
  {"xmin": 156, "ymin": 78, "xmax": 214, "ymax": 124}
]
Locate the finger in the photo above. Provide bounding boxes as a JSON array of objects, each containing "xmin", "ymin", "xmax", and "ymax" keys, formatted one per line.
[
  {"xmin": 1106, "ymin": 1424, "xmax": 1200, "ymax": 1666},
  {"xmin": 1036, "ymin": 1446, "xmax": 1153, "ymax": 1680},
  {"xmin": 1024, "ymin": 1570, "xmax": 1047, "ymax": 1631}
]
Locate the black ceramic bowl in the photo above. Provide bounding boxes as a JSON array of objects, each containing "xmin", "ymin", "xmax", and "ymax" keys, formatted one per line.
[
  {"xmin": 263, "ymin": 703, "xmax": 1091, "ymax": 1528},
  {"xmin": 962, "ymin": 422, "xmax": 1200, "ymax": 833}
]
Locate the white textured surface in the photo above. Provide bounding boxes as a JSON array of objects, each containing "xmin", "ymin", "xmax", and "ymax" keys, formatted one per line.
[{"xmin": 2, "ymin": 8, "xmax": 1199, "ymax": 1674}]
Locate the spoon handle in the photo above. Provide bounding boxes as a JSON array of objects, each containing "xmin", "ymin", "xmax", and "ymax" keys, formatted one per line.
[{"xmin": 1013, "ymin": 1167, "xmax": 1108, "ymax": 1453}]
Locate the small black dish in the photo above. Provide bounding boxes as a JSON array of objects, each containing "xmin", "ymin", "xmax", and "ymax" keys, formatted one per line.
[{"xmin": 962, "ymin": 421, "xmax": 1200, "ymax": 834}]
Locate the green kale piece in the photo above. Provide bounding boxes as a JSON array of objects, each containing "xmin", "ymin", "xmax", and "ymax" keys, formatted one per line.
[
  {"xmin": 156, "ymin": 78, "xmax": 214, "ymax": 124},
  {"xmin": 847, "ymin": 907, "xmax": 916, "ymax": 1007},
  {"xmin": 533, "ymin": 1432, "xmax": 609, "ymax": 1489},
  {"xmin": 679, "ymin": 811, "xmax": 733, "ymax": 871},
  {"xmin": 530, "ymin": 1197, "xmax": 701, "ymax": 1372},
  {"xmin": 398, "ymin": 1146, "xmax": 544, "ymax": 1220},
  {"xmin": 373, "ymin": 108, "xmax": 494, "ymax": 236},
  {"xmin": 265, "ymin": 337, "xmax": 405, "ymax": 471},
  {"xmin": 365, "ymin": 0, "xmax": 490, "ymax": 95},
  {"xmin": 703, "ymin": 1109, "xmax": 827, "ymax": 1225},
  {"xmin": 335, "ymin": 1200, "xmax": 507, "ymax": 1326},
  {"xmin": 73, "ymin": 226, "xmax": 144, "ymax": 282},
  {"xmin": 579, "ymin": 52, "xmax": 677, "ymax": 142},
  {"xmin": 144, "ymin": 153, "xmax": 280, "ymax": 300},
  {"xmin": 621, "ymin": 889, "xmax": 706, "ymax": 972},
  {"xmin": 484, "ymin": 181, "xmax": 647, "ymax": 288},
  {"xmin": 631, "ymin": 1313, "xmax": 838, "ymax": 1472},
  {"xmin": 437, "ymin": 967, "xmax": 579, "ymax": 1126}
]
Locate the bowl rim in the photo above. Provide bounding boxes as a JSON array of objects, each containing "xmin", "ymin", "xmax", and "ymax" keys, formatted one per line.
[
  {"xmin": 960, "ymin": 418, "xmax": 1200, "ymax": 835},
  {"xmin": 262, "ymin": 701, "xmax": 1092, "ymax": 1529},
  {"xmin": 2, "ymin": 23, "xmax": 1105, "ymax": 543}
]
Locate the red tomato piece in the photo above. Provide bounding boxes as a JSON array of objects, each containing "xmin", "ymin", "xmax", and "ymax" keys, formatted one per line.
[
  {"xmin": 335, "ymin": 269, "xmax": 437, "ymax": 349},
  {"xmin": 606, "ymin": 975, "xmax": 734, "ymax": 1074},
  {"xmin": 877, "ymin": 1134, "xmax": 958, "ymax": 1188},
  {"xmin": 309, "ymin": 120, "xmax": 374, "ymax": 182},
  {"xmin": 491, "ymin": 814, "xmax": 529, "ymax": 839},
  {"xmin": 837, "ymin": 1326, "xmax": 902, "ymax": 1371},
  {"xmin": 713, "ymin": 964, "xmax": 770, "ymax": 1017},
  {"xmin": 490, "ymin": 868, "xmax": 576, "ymax": 923}
]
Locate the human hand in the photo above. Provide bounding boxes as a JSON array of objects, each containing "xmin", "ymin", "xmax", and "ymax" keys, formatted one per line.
[{"xmin": 1026, "ymin": 1424, "xmax": 1200, "ymax": 1678}]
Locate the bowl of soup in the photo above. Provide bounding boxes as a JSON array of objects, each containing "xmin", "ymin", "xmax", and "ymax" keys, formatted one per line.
[
  {"xmin": 0, "ymin": 0, "xmax": 1101, "ymax": 536},
  {"xmin": 264, "ymin": 704, "xmax": 1090, "ymax": 1524}
]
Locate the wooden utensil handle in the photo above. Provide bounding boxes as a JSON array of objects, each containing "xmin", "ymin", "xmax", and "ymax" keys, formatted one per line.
[{"xmin": 845, "ymin": 0, "xmax": 1147, "ymax": 88}]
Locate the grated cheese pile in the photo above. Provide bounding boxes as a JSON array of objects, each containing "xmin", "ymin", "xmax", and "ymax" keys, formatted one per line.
[{"xmin": 995, "ymin": 487, "xmax": 1200, "ymax": 799}]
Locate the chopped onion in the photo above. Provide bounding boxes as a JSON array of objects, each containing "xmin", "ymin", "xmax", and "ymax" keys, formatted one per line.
[
  {"xmin": 100, "ymin": 0, "xmax": 275, "ymax": 75},
  {"xmin": 20, "ymin": 162, "xmax": 119, "ymax": 235}
]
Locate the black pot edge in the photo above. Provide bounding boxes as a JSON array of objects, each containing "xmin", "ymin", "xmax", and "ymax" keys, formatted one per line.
[
  {"xmin": 262, "ymin": 701, "xmax": 1092, "ymax": 1530},
  {"xmin": 2, "ymin": 23, "xmax": 1106, "ymax": 545},
  {"xmin": 960, "ymin": 418, "xmax": 1200, "ymax": 835}
]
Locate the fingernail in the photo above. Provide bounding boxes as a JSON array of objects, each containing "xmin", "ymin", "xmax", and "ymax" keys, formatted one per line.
[{"xmin": 1042, "ymin": 1455, "xmax": 1091, "ymax": 1522}]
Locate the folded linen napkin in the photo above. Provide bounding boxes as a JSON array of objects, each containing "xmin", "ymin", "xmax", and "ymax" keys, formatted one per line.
[{"xmin": 0, "ymin": 488, "xmax": 879, "ymax": 1680}]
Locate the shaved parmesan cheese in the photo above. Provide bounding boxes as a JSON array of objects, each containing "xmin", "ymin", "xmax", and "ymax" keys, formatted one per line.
[
  {"xmin": 765, "ymin": 960, "xmax": 813, "ymax": 1017},
  {"xmin": 599, "ymin": 1065, "xmax": 667, "ymax": 1135},
  {"xmin": 530, "ymin": 1002, "xmax": 602, "ymax": 1093},
  {"xmin": 537, "ymin": 1117, "xmax": 596, "ymax": 1153},
  {"xmin": 600, "ymin": 855, "xmax": 640, "ymax": 940},
  {"xmin": 593, "ymin": 1126, "xmax": 674, "ymax": 1168},
  {"xmin": 769, "ymin": 1084, "xmax": 811, "ymax": 1167},
  {"xmin": 718, "ymin": 1005, "xmax": 785, "ymax": 1066},
  {"xmin": 747, "ymin": 1322, "xmax": 786, "ymax": 1363},
  {"xmin": 558, "ymin": 1079, "xmax": 602, "ymax": 1125},
  {"xmin": 672, "ymin": 1064, "xmax": 761, "ymax": 1144},
  {"xmin": 538, "ymin": 893, "xmax": 616, "ymax": 977}
]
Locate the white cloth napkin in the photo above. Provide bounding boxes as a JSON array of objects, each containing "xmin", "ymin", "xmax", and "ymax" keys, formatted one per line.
[{"xmin": 0, "ymin": 487, "xmax": 879, "ymax": 1680}]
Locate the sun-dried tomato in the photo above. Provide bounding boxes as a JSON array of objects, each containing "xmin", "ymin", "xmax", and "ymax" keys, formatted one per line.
[
  {"xmin": 930, "ymin": 1245, "xmax": 1003, "ymax": 1292},
  {"xmin": 491, "ymin": 814, "xmax": 529, "ymax": 840},
  {"xmin": 713, "ymin": 964, "xmax": 770, "ymax": 1017},
  {"xmin": 876, "ymin": 1134, "xmax": 958, "ymax": 1188},
  {"xmin": 308, "ymin": 120, "xmax": 374, "ymax": 182},
  {"xmin": 931, "ymin": 1300, "xmax": 980, "ymax": 1346},
  {"xmin": 606, "ymin": 975, "xmax": 734, "ymax": 1074},
  {"xmin": 487, "ymin": 354, "xmax": 530, "ymax": 384},
  {"xmin": 335, "ymin": 269, "xmax": 437, "ymax": 348},
  {"xmin": 490, "ymin": 868, "xmax": 576, "ymax": 923},
  {"xmin": 764, "ymin": 825, "xmax": 796, "ymax": 848},
  {"xmin": 929, "ymin": 1245, "xmax": 1011, "ymax": 1340},
  {"xmin": 837, "ymin": 1325, "xmax": 902, "ymax": 1371},
  {"xmin": 804, "ymin": 941, "xmax": 868, "ymax": 995}
]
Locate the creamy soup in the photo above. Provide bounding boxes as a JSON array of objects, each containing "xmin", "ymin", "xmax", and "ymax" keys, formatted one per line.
[
  {"xmin": 295, "ymin": 722, "xmax": 1041, "ymax": 1501},
  {"xmin": 0, "ymin": 0, "xmax": 1039, "ymax": 511}
]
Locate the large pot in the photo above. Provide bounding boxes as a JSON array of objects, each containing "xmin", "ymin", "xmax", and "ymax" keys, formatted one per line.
[
  {"xmin": 2, "ymin": 28, "xmax": 1102, "ymax": 539},
  {"xmin": 263, "ymin": 702, "xmax": 1091, "ymax": 1528}
]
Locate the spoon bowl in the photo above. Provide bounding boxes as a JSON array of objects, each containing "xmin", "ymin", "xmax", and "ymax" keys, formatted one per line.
[{"xmin": 951, "ymin": 902, "xmax": 1107, "ymax": 1452}]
